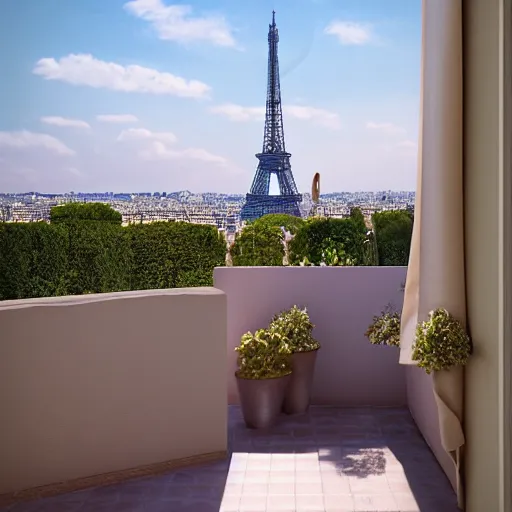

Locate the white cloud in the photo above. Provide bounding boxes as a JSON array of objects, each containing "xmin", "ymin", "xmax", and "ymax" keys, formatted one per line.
[
  {"xmin": 117, "ymin": 127, "xmax": 226, "ymax": 165},
  {"xmin": 285, "ymin": 106, "xmax": 341, "ymax": 129},
  {"xmin": 0, "ymin": 131, "xmax": 75, "ymax": 156},
  {"xmin": 209, "ymin": 104, "xmax": 265, "ymax": 122},
  {"xmin": 141, "ymin": 141, "xmax": 227, "ymax": 164},
  {"xmin": 124, "ymin": 0, "xmax": 236, "ymax": 47},
  {"xmin": 96, "ymin": 114, "xmax": 139, "ymax": 124},
  {"xmin": 117, "ymin": 128, "xmax": 177, "ymax": 145},
  {"xmin": 209, "ymin": 103, "xmax": 341, "ymax": 129},
  {"xmin": 33, "ymin": 54, "xmax": 211, "ymax": 98},
  {"xmin": 324, "ymin": 21, "xmax": 373, "ymax": 45},
  {"xmin": 41, "ymin": 116, "xmax": 91, "ymax": 129},
  {"xmin": 366, "ymin": 121, "xmax": 405, "ymax": 135}
]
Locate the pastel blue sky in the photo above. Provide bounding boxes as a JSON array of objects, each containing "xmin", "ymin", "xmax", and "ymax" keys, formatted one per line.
[{"xmin": 0, "ymin": 0, "xmax": 421, "ymax": 194}]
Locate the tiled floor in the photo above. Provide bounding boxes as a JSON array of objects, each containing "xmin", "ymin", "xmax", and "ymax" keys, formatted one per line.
[{"xmin": 2, "ymin": 406, "xmax": 459, "ymax": 512}]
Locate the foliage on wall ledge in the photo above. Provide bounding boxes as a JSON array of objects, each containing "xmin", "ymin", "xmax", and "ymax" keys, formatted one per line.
[
  {"xmin": 364, "ymin": 282, "xmax": 405, "ymax": 347},
  {"xmin": 412, "ymin": 308, "xmax": 471, "ymax": 374},
  {"xmin": 365, "ymin": 305, "xmax": 401, "ymax": 347}
]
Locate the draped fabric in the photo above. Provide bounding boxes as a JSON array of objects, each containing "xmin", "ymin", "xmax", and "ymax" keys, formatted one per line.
[{"xmin": 399, "ymin": 0, "xmax": 465, "ymax": 508}]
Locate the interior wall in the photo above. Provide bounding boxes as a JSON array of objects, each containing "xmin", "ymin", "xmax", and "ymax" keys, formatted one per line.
[{"xmin": 463, "ymin": 0, "xmax": 502, "ymax": 510}]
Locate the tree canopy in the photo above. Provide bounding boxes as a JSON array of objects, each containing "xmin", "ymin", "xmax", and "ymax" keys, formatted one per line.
[
  {"xmin": 289, "ymin": 216, "xmax": 368, "ymax": 266},
  {"xmin": 252, "ymin": 213, "xmax": 305, "ymax": 234},
  {"xmin": 372, "ymin": 210, "xmax": 413, "ymax": 266},
  {"xmin": 50, "ymin": 202, "xmax": 122, "ymax": 224},
  {"xmin": 230, "ymin": 224, "xmax": 285, "ymax": 266}
]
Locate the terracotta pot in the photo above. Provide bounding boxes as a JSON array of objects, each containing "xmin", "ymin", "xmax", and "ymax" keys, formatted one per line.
[
  {"xmin": 283, "ymin": 349, "xmax": 319, "ymax": 415},
  {"xmin": 236, "ymin": 372, "xmax": 291, "ymax": 429}
]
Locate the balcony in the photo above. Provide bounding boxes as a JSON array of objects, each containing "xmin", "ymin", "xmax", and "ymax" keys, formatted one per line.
[{"xmin": 0, "ymin": 267, "xmax": 458, "ymax": 511}]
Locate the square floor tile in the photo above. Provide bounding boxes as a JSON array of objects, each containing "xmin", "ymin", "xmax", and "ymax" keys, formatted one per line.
[
  {"xmin": 223, "ymin": 483, "xmax": 243, "ymax": 496},
  {"xmin": 219, "ymin": 494, "xmax": 240, "ymax": 512},
  {"xmin": 353, "ymin": 493, "xmax": 397, "ymax": 511},
  {"xmin": 268, "ymin": 482, "xmax": 295, "ymax": 495},
  {"xmin": 244, "ymin": 471, "xmax": 269, "ymax": 484},
  {"xmin": 295, "ymin": 494, "xmax": 325, "ymax": 511},
  {"xmin": 269, "ymin": 471, "xmax": 295, "ymax": 483},
  {"xmin": 348, "ymin": 475, "xmax": 390, "ymax": 494},
  {"xmin": 296, "ymin": 482, "xmax": 323, "ymax": 495},
  {"xmin": 239, "ymin": 494, "xmax": 267, "ymax": 511},
  {"xmin": 323, "ymin": 494, "xmax": 355, "ymax": 512},
  {"xmin": 242, "ymin": 483, "xmax": 267, "ymax": 495},
  {"xmin": 266, "ymin": 494, "xmax": 296, "ymax": 510},
  {"xmin": 296, "ymin": 471, "xmax": 322, "ymax": 484},
  {"xmin": 226, "ymin": 471, "xmax": 245, "ymax": 484}
]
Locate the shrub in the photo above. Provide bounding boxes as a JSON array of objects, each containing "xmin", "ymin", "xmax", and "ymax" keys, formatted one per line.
[
  {"xmin": 126, "ymin": 221, "xmax": 226, "ymax": 289},
  {"xmin": 235, "ymin": 328, "xmax": 292, "ymax": 379},
  {"xmin": 252, "ymin": 213, "xmax": 305, "ymax": 234},
  {"xmin": 0, "ymin": 222, "xmax": 69, "ymax": 300},
  {"xmin": 230, "ymin": 224, "xmax": 284, "ymax": 266},
  {"xmin": 289, "ymin": 217, "xmax": 367, "ymax": 266},
  {"xmin": 63, "ymin": 221, "xmax": 131, "ymax": 295},
  {"xmin": 412, "ymin": 308, "xmax": 471, "ymax": 374},
  {"xmin": 0, "ymin": 218, "xmax": 226, "ymax": 301},
  {"xmin": 269, "ymin": 305, "xmax": 320, "ymax": 352},
  {"xmin": 372, "ymin": 210, "xmax": 413, "ymax": 266},
  {"xmin": 50, "ymin": 203, "xmax": 122, "ymax": 224},
  {"xmin": 365, "ymin": 306, "xmax": 401, "ymax": 347}
]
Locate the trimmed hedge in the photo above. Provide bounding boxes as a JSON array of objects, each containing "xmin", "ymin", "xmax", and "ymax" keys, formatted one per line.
[
  {"xmin": 63, "ymin": 220, "xmax": 132, "ymax": 295},
  {"xmin": 0, "ymin": 220, "xmax": 226, "ymax": 301},
  {"xmin": 230, "ymin": 224, "xmax": 285, "ymax": 266},
  {"xmin": 50, "ymin": 202, "xmax": 122, "ymax": 224},
  {"xmin": 0, "ymin": 222, "xmax": 69, "ymax": 300},
  {"xmin": 126, "ymin": 221, "xmax": 226, "ymax": 289},
  {"xmin": 372, "ymin": 210, "xmax": 413, "ymax": 266},
  {"xmin": 0, "ymin": 204, "xmax": 414, "ymax": 301}
]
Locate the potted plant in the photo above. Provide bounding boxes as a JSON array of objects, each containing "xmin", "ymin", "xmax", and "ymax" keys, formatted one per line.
[
  {"xmin": 365, "ymin": 304, "xmax": 401, "ymax": 347},
  {"xmin": 235, "ymin": 328, "xmax": 292, "ymax": 429},
  {"xmin": 412, "ymin": 308, "xmax": 471, "ymax": 374},
  {"xmin": 269, "ymin": 305, "xmax": 321, "ymax": 415}
]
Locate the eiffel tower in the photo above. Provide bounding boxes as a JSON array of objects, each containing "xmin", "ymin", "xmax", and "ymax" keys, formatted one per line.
[{"xmin": 240, "ymin": 11, "xmax": 302, "ymax": 221}]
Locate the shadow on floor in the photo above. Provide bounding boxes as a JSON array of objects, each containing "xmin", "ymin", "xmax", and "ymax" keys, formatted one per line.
[{"xmin": 1, "ymin": 406, "xmax": 459, "ymax": 512}]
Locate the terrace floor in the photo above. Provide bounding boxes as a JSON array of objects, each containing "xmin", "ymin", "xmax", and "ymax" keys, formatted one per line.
[{"xmin": 2, "ymin": 406, "xmax": 459, "ymax": 512}]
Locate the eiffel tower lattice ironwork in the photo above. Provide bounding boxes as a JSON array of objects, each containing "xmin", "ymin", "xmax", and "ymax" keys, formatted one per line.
[{"xmin": 240, "ymin": 11, "xmax": 302, "ymax": 221}]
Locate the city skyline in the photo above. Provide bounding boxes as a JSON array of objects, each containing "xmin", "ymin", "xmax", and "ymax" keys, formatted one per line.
[{"xmin": 0, "ymin": 0, "xmax": 421, "ymax": 194}]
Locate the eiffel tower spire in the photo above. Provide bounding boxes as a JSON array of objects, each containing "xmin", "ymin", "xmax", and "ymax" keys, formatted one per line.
[{"xmin": 240, "ymin": 11, "xmax": 302, "ymax": 221}]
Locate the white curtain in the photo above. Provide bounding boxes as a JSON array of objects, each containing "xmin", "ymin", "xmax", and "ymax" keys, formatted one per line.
[{"xmin": 399, "ymin": 0, "xmax": 465, "ymax": 508}]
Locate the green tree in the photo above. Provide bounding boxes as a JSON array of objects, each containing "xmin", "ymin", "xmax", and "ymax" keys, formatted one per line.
[
  {"xmin": 289, "ymin": 217, "xmax": 368, "ymax": 266},
  {"xmin": 50, "ymin": 202, "xmax": 122, "ymax": 224},
  {"xmin": 252, "ymin": 213, "xmax": 305, "ymax": 234},
  {"xmin": 230, "ymin": 224, "xmax": 284, "ymax": 266},
  {"xmin": 372, "ymin": 210, "xmax": 413, "ymax": 266}
]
